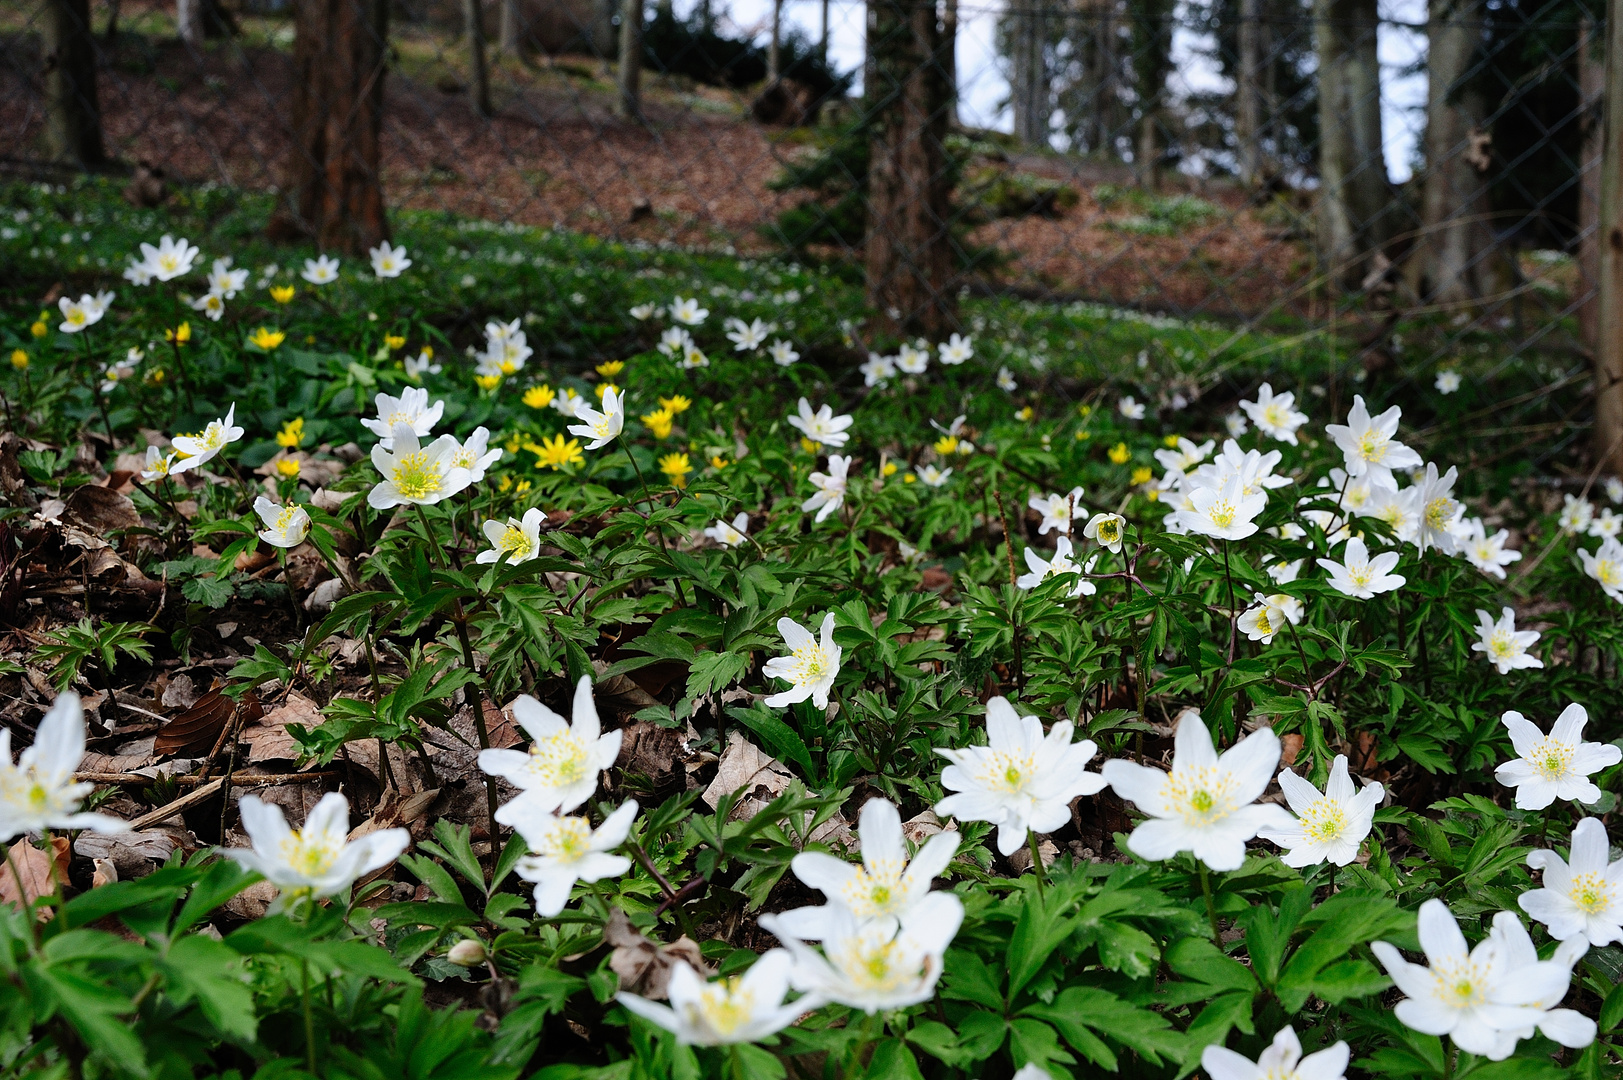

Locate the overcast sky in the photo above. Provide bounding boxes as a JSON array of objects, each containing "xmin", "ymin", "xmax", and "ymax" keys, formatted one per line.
[{"xmin": 698, "ymin": 0, "xmax": 1432, "ymax": 182}]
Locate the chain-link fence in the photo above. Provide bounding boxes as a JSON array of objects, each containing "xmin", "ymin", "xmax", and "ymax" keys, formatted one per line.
[{"xmin": 1, "ymin": 0, "xmax": 1614, "ymax": 468}]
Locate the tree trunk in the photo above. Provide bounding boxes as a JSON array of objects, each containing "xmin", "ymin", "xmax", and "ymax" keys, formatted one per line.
[
  {"xmin": 498, "ymin": 0, "xmax": 519, "ymax": 53},
  {"xmin": 768, "ymin": 0, "xmax": 782, "ymax": 81},
  {"xmin": 1596, "ymin": 0, "xmax": 1623, "ymax": 477},
  {"xmin": 616, "ymin": 0, "xmax": 641, "ymax": 119},
  {"xmin": 176, "ymin": 0, "xmax": 233, "ymax": 42},
  {"xmin": 943, "ymin": 0, "xmax": 958, "ymax": 127},
  {"xmin": 1314, "ymin": 0, "xmax": 1390, "ymax": 291},
  {"xmin": 865, "ymin": 0, "xmax": 957, "ymax": 337},
  {"xmin": 1130, "ymin": 0, "xmax": 1171, "ymax": 187},
  {"xmin": 464, "ymin": 0, "xmax": 492, "ymax": 115},
  {"xmin": 266, "ymin": 0, "xmax": 390, "ymax": 254},
  {"xmin": 42, "ymin": 0, "xmax": 106, "ymax": 169},
  {"xmin": 1236, "ymin": 0, "xmax": 1261, "ymax": 185},
  {"xmin": 1578, "ymin": 16, "xmax": 1604, "ymax": 348},
  {"xmin": 1010, "ymin": 0, "xmax": 1046, "ymax": 145},
  {"xmin": 1405, "ymin": 0, "xmax": 1492, "ymax": 306}
]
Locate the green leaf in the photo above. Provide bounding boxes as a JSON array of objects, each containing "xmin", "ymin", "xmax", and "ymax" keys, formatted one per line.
[
  {"xmin": 423, "ymin": 820, "xmax": 488, "ymax": 892},
  {"xmin": 182, "ymin": 573, "xmax": 234, "ymax": 608},
  {"xmin": 401, "ymin": 852, "xmax": 467, "ymax": 905},
  {"xmin": 941, "ymin": 949, "xmax": 1004, "ymax": 1010},
  {"xmin": 685, "ymin": 650, "xmax": 750, "ymax": 699},
  {"xmin": 1008, "ymin": 1018, "xmax": 1076, "ymax": 1072},
  {"xmin": 905, "ymin": 1021, "xmax": 974, "ymax": 1067},
  {"xmin": 24, "ymin": 964, "xmax": 148, "ymax": 1076},
  {"xmin": 863, "ymin": 1039, "xmax": 924, "ymax": 1080},
  {"xmin": 162, "ymin": 934, "xmax": 258, "ymax": 1041},
  {"xmin": 726, "ymin": 703, "xmax": 815, "ymax": 777},
  {"xmin": 954, "ymin": 1010, "xmax": 1010, "ymax": 1062}
]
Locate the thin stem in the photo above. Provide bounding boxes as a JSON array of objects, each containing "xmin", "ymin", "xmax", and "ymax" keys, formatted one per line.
[
  {"xmin": 624, "ymin": 446, "xmax": 691, "ymax": 608},
  {"xmin": 301, "ymin": 957, "xmax": 317, "ymax": 1075},
  {"xmin": 1199, "ymin": 864, "xmax": 1222, "ymax": 945},
  {"xmin": 992, "ymin": 485, "xmax": 1025, "ymax": 695},
  {"xmin": 1221, "ymin": 539, "xmax": 1238, "ymax": 665},
  {"xmin": 1442, "ymin": 1036, "xmax": 1454, "ymax": 1080},
  {"xmin": 3, "ymin": 845, "xmax": 38, "ymax": 949},
  {"xmin": 1026, "ymin": 831, "xmax": 1047, "ymax": 899}
]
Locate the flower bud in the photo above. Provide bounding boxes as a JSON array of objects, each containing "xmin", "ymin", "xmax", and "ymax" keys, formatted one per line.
[{"xmin": 447, "ymin": 939, "xmax": 487, "ymax": 967}]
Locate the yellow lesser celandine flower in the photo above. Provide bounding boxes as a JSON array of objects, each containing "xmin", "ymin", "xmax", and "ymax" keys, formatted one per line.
[
  {"xmin": 1131, "ymin": 465, "xmax": 1154, "ymax": 486},
  {"xmin": 1108, "ymin": 442, "xmax": 1131, "ymax": 464},
  {"xmin": 903, "ymin": 473, "xmax": 917, "ymax": 484},
  {"xmin": 882, "ymin": 462, "xmax": 898, "ymax": 477},
  {"xmin": 530, "ymin": 434, "xmax": 584, "ymax": 471},
  {"xmin": 1078, "ymin": 403, "xmax": 1092, "ymax": 417},
  {"xmin": 166, "ymin": 322, "xmax": 192, "ymax": 345},
  {"xmin": 249, "ymin": 327, "xmax": 286, "ymax": 351},
  {"xmin": 596, "ymin": 382, "xmax": 619, "ymax": 401},
  {"xmin": 475, "ymin": 374, "xmax": 502, "ymax": 391},
  {"xmin": 1146, "ymin": 489, "xmax": 1160, "ymax": 501},
  {"xmin": 934, "ymin": 435, "xmax": 958, "ymax": 455},
  {"xmin": 659, "ymin": 452, "xmax": 692, "ymax": 489},
  {"xmin": 524, "ymin": 384, "xmax": 556, "ymax": 409},
  {"xmin": 270, "ymin": 284, "xmax": 296, "ymax": 304},
  {"xmin": 275, "ymin": 458, "xmax": 301, "ymax": 479},
  {"xmin": 503, "ymin": 433, "xmax": 523, "ymax": 453},
  {"xmin": 596, "ymin": 360, "xmax": 625, "ymax": 378},
  {"xmin": 275, "ymin": 417, "xmax": 305, "ymax": 449},
  {"xmin": 1163, "ymin": 434, "xmax": 1182, "ymax": 448},
  {"xmin": 498, "ymin": 475, "xmax": 513, "ymax": 493},
  {"xmin": 1075, "ymin": 429, "xmax": 1091, "ymax": 441},
  {"xmin": 30, "ymin": 316, "xmax": 47, "ymax": 339},
  {"xmin": 10, "ymin": 349, "xmax": 26, "ymax": 370},
  {"xmin": 642, "ymin": 408, "xmax": 674, "ymax": 439},
  {"xmin": 385, "ymin": 334, "xmax": 406, "ymax": 350},
  {"xmin": 420, "ymin": 345, "xmax": 434, "ymax": 358},
  {"xmin": 1015, "ymin": 406, "xmax": 1034, "ymax": 422},
  {"xmin": 659, "ymin": 394, "xmax": 691, "ymax": 414},
  {"xmin": 147, "ymin": 368, "xmax": 166, "ymax": 385},
  {"xmin": 710, "ymin": 455, "xmax": 730, "ymax": 470},
  {"xmin": 515, "ymin": 479, "xmax": 531, "ymax": 494},
  {"xmin": 799, "ymin": 437, "xmax": 819, "ymax": 454}
]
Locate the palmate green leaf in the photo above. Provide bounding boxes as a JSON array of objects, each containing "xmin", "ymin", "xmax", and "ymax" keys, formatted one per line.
[
  {"xmin": 161, "ymin": 934, "xmax": 258, "ymax": 1042},
  {"xmin": 941, "ymin": 949, "xmax": 1004, "ymax": 1010},
  {"xmin": 684, "ymin": 649, "xmax": 749, "ymax": 698},
  {"xmin": 1021, "ymin": 986, "xmax": 1183, "ymax": 1068},
  {"xmin": 23, "ymin": 964, "xmax": 147, "ymax": 1076}
]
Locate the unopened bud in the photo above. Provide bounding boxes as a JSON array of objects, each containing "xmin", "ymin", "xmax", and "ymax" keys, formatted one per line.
[{"xmin": 447, "ymin": 939, "xmax": 487, "ymax": 967}]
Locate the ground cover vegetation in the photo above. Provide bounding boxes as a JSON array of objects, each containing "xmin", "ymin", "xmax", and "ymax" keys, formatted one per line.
[{"xmin": 0, "ymin": 176, "xmax": 1621, "ymax": 1080}]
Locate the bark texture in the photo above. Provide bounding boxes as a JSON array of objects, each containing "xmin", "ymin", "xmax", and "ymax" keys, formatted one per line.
[
  {"xmin": 1596, "ymin": 1, "xmax": 1623, "ymax": 476},
  {"xmin": 267, "ymin": 0, "xmax": 391, "ymax": 255},
  {"xmin": 43, "ymin": 0, "xmax": 106, "ymax": 169},
  {"xmin": 1314, "ymin": 0, "xmax": 1391, "ymax": 290},
  {"xmin": 865, "ymin": 0, "xmax": 957, "ymax": 337},
  {"xmin": 1236, "ymin": 0, "xmax": 1262, "ymax": 186}
]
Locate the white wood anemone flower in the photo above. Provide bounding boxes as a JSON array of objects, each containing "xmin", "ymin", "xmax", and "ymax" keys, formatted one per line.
[
  {"xmin": 480, "ymin": 676, "xmax": 622, "ymax": 819},
  {"xmin": 1579, "ymin": 537, "xmax": 1623, "ymax": 602},
  {"xmin": 1083, "ymin": 512, "xmax": 1126, "ymax": 553},
  {"xmin": 1201, "ymin": 1025, "xmax": 1349, "ymax": 1080},
  {"xmin": 508, "ymin": 799, "xmax": 638, "ymax": 917},
  {"xmin": 1520, "ymin": 817, "xmax": 1623, "ymax": 946},
  {"xmin": 1256, "ymin": 755, "xmax": 1383, "ymax": 867},
  {"xmin": 362, "ymin": 387, "xmax": 445, "ymax": 448},
  {"xmin": 937, "ymin": 333, "xmax": 973, "ymax": 365},
  {"xmin": 1015, "ymin": 537, "xmax": 1096, "ymax": 598},
  {"xmin": 1101, "ymin": 711, "xmax": 1291, "ymax": 872},
  {"xmin": 1236, "ymin": 592, "xmax": 1302, "ymax": 644},
  {"xmin": 368, "ymin": 425, "xmax": 472, "ymax": 509},
  {"xmin": 1239, "ymin": 382, "xmax": 1310, "ymax": 445},
  {"xmin": 760, "ymin": 890, "xmax": 962, "ymax": 1014},
  {"xmin": 1493, "ymin": 703, "xmax": 1620, "ymax": 810},
  {"xmin": 253, "ymin": 496, "xmax": 310, "ymax": 549},
  {"xmin": 1324, "ymin": 395, "xmax": 1421, "ymax": 484},
  {"xmin": 787, "ymin": 398, "xmax": 853, "ymax": 448},
  {"xmin": 1320, "ymin": 536, "xmax": 1406, "ymax": 599},
  {"xmin": 0, "ymin": 693, "xmax": 126, "ymax": 842},
  {"xmin": 774, "ymin": 797, "xmax": 960, "ymax": 940},
  {"xmin": 1029, "ymin": 487, "xmax": 1085, "ymax": 536},
  {"xmin": 169, "ymin": 404, "xmax": 244, "ymax": 474},
  {"xmin": 369, "ymin": 240, "xmax": 411, "ymax": 278},
  {"xmin": 763, "ymin": 613, "xmax": 842, "ymax": 709},
  {"xmin": 300, "ymin": 254, "xmax": 340, "ymax": 284},
  {"xmin": 703, "ymin": 512, "xmax": 750, "ymax": 548},
  {"xmin": 1371, "ymin": 900, "xmax": 1592, "ymax": 1060},
  {"xmin": 617, "ymin": 950, "xmax": 809, "ymax": 1045},
  {"xmin": 1471, "ymin": 607, "xmax": 1543, "ymax": 675},
  {"xmin": 1482, "ymin": 910, "xmax": 1596, "ymax": 1051},
  {"xmin": 226, "ymin": 792, "xmax": 409, "ymax": 912},
  {"xmin": 567, "ymin": 388, "xmax": 625, "ymax": 450},
  {"xmin": 935, "ymin": 697, "xmax": 1107, "ymax": 857},
  {"xmin": 802, "ymin": 456, "xmax": 850, "ymax": 524},
  {"xmin": 478, "ymin": 507, "xmax": 545, "ymax": 565},
  {"xmin": 137, "ymin": 235, "xmax": 199, "ymax": 281},
  {"xmin": 1167, "ymin": 473, "xmax": 1267, "ymax": 540}
]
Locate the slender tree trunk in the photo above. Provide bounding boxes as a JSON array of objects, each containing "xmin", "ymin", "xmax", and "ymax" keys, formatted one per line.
[
  {"xmin": 464, "ymin": 0, "xmax": 492, "ymax": 115},
  {"xmin": 1596, "ymin": 0, "xmax": 1623, "ymax": 476},
  {"xmin": 1237, "ymin": 0, "xmax": 1261, "ymax": 185},
  {"xmin": 1314, "ymin": 0, "xmax": 1389, "ymax": 290},
  {"xmin": 1578, "ymin": 16, "xmax": 1604, "ymax": 347},
  {"xmin": 1010, "ymin": 0, "xmax": 1046, "ymax": 145},
  {"xmin": 943, "ymin": 0, "xmax": 959, "ymax": 126},
  {"xmin": 616, "ymin": 0, "xmax": 641, "ymax": 119},
  {"xmin": 267, "ymin": 0, "xmax": 390, "ymax": 254},
  {"xmin": 768, "ymin": 0, "xmax": 782, "ymax": 81},
  {"xmin": 43, "ymin": 0, "xmax": 106, "ymax": 169},
  {"xmin": 821, "ymin": 0, "xmax": 830, "ymax": 58},
  {"xmin": 1130, "ymin": 0, "xmax": 1171, "ymax": 187},
  {"xmin": 498, "ymin": 0, "xmax": 519, "ymax": 53},
  {"xmin": 866, "ymin": 0, "xmax": 957, "ymax": 336},
  {"xmin": 1409, "ymin": 0, "xmax": 1489, "ymax": 306}
]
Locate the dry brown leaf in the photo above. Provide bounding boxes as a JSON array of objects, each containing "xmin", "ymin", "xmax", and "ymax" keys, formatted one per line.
[
  {"xmin": 901, "ymin": 810, "xmax": 956, "ymax": 846},
  {"xmin": 603, "ymin": 907, "xmax": 711, "ymax": 1000},
  {"xmin": 92, "ymin": 859, "xmax": 118, "ymax": 888},
  {"xmin": 243, "ymin": 692, "xmax": 322, "ymax": 763},
  {"xmin": 225, "ymin": 879, "xmax": 278, "ymax": 920},
  {"xmin": 348, "ymin": 789, "xmax": 441, "ymax": 841},
  {"xmin": 1007, "ymin": 838, "xmax": 1059, "ymax": 872},
  {"xmin": 75, "ymin": 826, "xmax": 187, "ymax": 879},
  {"xmin": 63, "ymin": 485, "xmax": 141, "ymax": 532},
  {"xmin": 0, "ymin": 837, "xmax": 71, "ymax": 911},
  {"xmin": 701, "ymin": 731, "xmax": 792, "ymax": 812},
  {"xmin": 155, "ymin": 689, "xmax": 262, "ymax": 758}
]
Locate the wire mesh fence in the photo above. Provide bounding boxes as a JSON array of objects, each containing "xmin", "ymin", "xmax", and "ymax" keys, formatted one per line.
[{"xmin": 0, "ymin": 0, "xmax": 1612, "ymax": 471}]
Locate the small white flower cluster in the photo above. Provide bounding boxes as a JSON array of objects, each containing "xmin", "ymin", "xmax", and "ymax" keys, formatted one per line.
[
  {"xmin": 475, "ymin": 317, "xmax": 533, "ymax": 378},
  {"xmin": 1560, "ymin": 493, "xmax": 1623, "ymax": 604},
  {"xmin": 859, "ymin": 333, "xmax": 974, "ymax": 387}
]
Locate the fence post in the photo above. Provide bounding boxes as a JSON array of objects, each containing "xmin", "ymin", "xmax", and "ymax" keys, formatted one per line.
[
  {"xmin": 42, "ymin": 0, "xmax": 106, "ymax": 169},
  {"xmin": 1597, "ymin": 0, "xmax": 1623, "ymax": 476}
]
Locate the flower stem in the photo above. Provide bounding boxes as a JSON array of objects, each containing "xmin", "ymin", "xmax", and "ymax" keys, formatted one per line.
[
  {"xmin": 1442, "ymin": 1036, "xmax": 1454, "ymax": 1080},
  {"xmin": 1221, "ymin": 539, "xmax": 1237, "ymax": 667},
  {"xmin": 301, "ymin": 957, "xmax": 317, "ymax": 1075},
  {"xmin": 1026, "ymin": 832, "xmax": 1047, "ymax": 899},
  {"xmin": 1199, "ymin": 864, "xmax": 1222, "ymax": 944}
]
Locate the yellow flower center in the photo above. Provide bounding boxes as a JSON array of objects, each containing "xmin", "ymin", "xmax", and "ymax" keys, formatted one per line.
[
  {"xmin": 533, "ymin": 816, "xmax": 593, "ymax": 861},
  {"xmin": 65, "ymin": 308, "xmax": 86, "ymax": 326},
  {"xmin": 1425, "ymin": 497, "xmax": 1455, "ymax": 531},
  {"xmin": 1488, "ymin": 629, "xmax": 1520, "ymax": 662},
  {"xmin": 1299, "ymin": 797, "xmax": 1348, "ymax": 842},
  {"xmin": 839, "ymin": 859, "xmax": 907, "ymax": 919},
  {"xmin": 1527, "ymin": 737, "xmax": 1572, "ymax": 779},
  {"xmin": 281, "ymin": 829, "xmax": 342, "ymax": 878},
  {"xmin": 1571, "ymin": 872, "xmax": 1615, "ymax": 914},
  {"xmin": 391, "ymin": 452, "xmax": 442, "ymax": 500},
  {"xmin": 1356, "ymin": 429, "xmax": 1389, "ymax": 462},
  {"xmin": 520, "ymin": 730, "xmax": 590, "ymax": 789},
  {"xmin": 1164, "ymin": 765, "xmax": 1237, "ymax": 825},
  {"xmin": 274, "ymin": 505, "xmax": 302, "ymax": 536},
  {"xmin": 692, "ymin": 978, "xmax": 754, "ymax": 1036},
  {"xmin": 1207, "ymin": 500, "xmax": 1236, "ymax": 528},
  {"xmin": 976, "ymin": 750, "xmax": 1041, "ymax": 795},
  {"xmin": 497, "ymin": 524, "xmax": 534, "ymax": 560}
]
